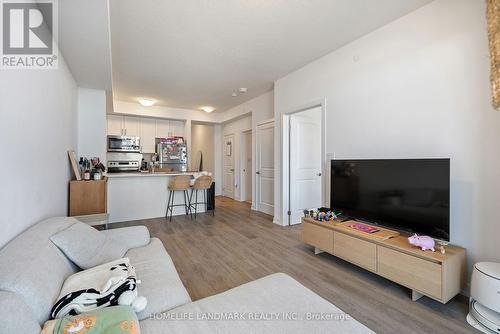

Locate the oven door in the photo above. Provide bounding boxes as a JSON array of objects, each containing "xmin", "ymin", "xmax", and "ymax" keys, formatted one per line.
[{"xmin": 107, "ymin": 136, "xmax": 141, "ymax": 152}]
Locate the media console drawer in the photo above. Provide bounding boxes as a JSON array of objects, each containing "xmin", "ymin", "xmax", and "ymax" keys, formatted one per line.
[
  {"xmin": 334, "ymin": 232, "xmax": 377, "ymax": 272},
  {"xmin": 303, "ymin": 222, "xmax": 334, "ymax": 253},
  {"xmin": 377, "ymin": 246, "xmax": 442, "ymax": 300}
]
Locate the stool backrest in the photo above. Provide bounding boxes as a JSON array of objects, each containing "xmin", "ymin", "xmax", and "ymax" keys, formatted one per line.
[
  {"xmin": 169, "ymin": 175, "xmax": 191, "ymax": 190},
  {"xmin": 192, "ymin": 175, "xmax": 213, "ymax": 190}
]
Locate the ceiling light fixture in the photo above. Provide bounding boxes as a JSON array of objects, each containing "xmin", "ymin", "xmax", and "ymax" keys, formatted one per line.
[
  {"xmin": 238, "ymin": 87, "xmax": 247, "ymax": 93},
  {"xmin": 201, "ymin": 106, "xmax": 215, "ymax": 113},
  {"xmin": 232, "ymin": 92, "xmax": 238, "ymax": 97},
  {"xmin": 138, "ymin": 98, "xmax": 156, "ymax": 107}
]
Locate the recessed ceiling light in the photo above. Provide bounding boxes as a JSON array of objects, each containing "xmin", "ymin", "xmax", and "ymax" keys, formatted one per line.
[
  {"xmin": 201, "ymin": 106, "xmax": 215, "ymax": 113},
  {"xmin": 138, "ymin": 98, "xmax": 156, "ymax": 107},
  {"xmin": 238, "ymin": 87, "xmax": 247, "ymax": 93}
]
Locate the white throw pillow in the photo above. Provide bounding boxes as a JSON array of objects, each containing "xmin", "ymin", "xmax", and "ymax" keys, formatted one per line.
[{"xmin": 50, "ymin": 222, "xmax": 127, "ymax": 269}]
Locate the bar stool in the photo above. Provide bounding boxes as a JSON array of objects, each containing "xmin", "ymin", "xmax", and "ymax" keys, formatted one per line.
[
  {"xmin": 189, "ymin": 175, "xmax": 214, "ymax": 218},
  {"xmin": 166, "ymin": 175, "xmax": 191, "ymax": 221}
]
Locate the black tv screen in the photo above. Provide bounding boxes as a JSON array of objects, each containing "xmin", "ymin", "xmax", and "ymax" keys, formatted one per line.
[{"xmin": 330, "ymin": 159, "xmax": 450, "ymax": 241}]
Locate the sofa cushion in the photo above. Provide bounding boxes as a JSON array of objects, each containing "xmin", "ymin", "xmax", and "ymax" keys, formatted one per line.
[
  {"xmin": 0, "ymin": 291, "xmax": 41, "ymax": 334},
  {"xmin": 0, "ymin": 217, "xmax": 80, "ymax": 325},
  {"xmin": 50, "ymin": 222, "xmax": 127, "ymax": 269},
  {"xmin": 125, "ymin": 238, "xmax": 191, "ymax": 320},
  {"xmin": 140, "ymin": 273, "xmax": 373, "ymax": 334}
]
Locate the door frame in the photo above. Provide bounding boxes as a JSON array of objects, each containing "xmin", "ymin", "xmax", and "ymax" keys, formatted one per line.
[
  {"xmin": 281, "ymin": 99, "xmax": 327, "ymax": 226},
  {"xmin": 255, "ymin": 118, "xmax": 275, "ymax": 214},
  {"xmin": 223, "ymin": 133, "xmax": 236, "ymax": 199},
  {"xmin": 240, "ymin": 129, "xmax": 253, "ymax": 203}
]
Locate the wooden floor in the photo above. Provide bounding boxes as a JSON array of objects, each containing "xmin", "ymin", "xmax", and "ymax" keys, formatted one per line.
[{"xmin": 112, "ymin": 197, "xmax": 478, "ymax": 334}]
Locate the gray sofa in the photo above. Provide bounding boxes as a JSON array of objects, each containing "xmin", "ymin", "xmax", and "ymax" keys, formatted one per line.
[{"xmin": 0, "ymin": 217, "xmax": 373, "ymax": 333}]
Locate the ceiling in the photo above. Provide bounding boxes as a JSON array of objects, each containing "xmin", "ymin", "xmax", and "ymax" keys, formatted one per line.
[
  {"xmin": 58, "ymin": 0, "xmax": 112, "ymax": 91},
  {"xmin": 60, "ymin": 0, "xmax": 433, "ymax": 112}
]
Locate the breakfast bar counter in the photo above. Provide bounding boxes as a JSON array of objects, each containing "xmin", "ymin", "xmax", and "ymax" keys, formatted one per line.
[{"xmin": 107, "ymin": 172, "xmax": 205, "ymax": 223}]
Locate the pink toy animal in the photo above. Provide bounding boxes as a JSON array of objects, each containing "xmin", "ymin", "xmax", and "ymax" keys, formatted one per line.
[{"xmin": 408, "ymin": 234, "xmax": 435, "ymax": 252}]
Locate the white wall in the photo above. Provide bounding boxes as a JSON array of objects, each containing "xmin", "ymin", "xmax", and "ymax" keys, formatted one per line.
[
  {"xmin": 191, "ymin": 124, "xmax": 215, "ymax": 174},
  {"xmin": 78, "ymin": 88, "xmax": 107, "ymax": 161},
  {"xmin": 0, "ymin": 59, "xmax": 78, "ymax": 248},
  {"xmin": 274, "ymin": 0, "xmax": 499, "ymax": 268}
]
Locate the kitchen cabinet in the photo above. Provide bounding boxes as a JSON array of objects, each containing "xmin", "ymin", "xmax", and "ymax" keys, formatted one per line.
[
  {"xmin": 107, "ymin": 116, "xmax": 185, "ymax": 152},
  {"xmin": 155, "ymin": 119, "xmax": 171, "ymax": 138},
  {"xmin": 69, "ymin": 178, "xmax": 107, "ymax": 216},
  {"xmin": 107, "ymin": 115, "xmax": 140, "ymax": 137},
  {"xmin": 170, "ymin": 120, "xmax": 184, "ymax": 137},
  {"xmin": 140, "ymin": 118, "xmax": 157, "ymax": 153},
  {"xmin": 156, "ymin": 119, "xmax": 185, "ymax": 138},
  {"xmin": 123, "ymin": 117, "xmax": 140, "ymax": 137},
  {"xmin": 107, "ymin": 115, "xmax": 123, "ymax": 136}
]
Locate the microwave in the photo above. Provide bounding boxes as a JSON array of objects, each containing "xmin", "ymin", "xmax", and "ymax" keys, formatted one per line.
[{"xmin": 107, "ymin": 135, "xmax": 141, "ymax": 152}]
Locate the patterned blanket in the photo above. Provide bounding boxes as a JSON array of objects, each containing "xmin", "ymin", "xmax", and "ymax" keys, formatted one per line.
[
  {"xmin": 42, "ymin": 305, "xmax": 140, "ymax": 334},
  {"xmin": 51, "ymin": 258, "xmax": 138, "ymax": 319}
]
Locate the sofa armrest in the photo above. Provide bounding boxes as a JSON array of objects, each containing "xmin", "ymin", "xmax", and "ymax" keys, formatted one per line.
[{"xmin": 101, "ymin": 226, "xmax": 150, "ymax": 250}]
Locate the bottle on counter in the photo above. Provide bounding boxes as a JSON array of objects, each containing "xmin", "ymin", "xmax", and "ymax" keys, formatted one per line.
[
  {"xmin": 83, "ymin": 158, "xmax": 91, "ymax": 180},
  {"xmin": 79, "ymin": 157, "xmax": 84, "ymax": 176}
]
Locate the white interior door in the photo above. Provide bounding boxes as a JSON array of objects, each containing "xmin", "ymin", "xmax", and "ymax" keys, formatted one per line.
[
  {"xmin": 256, "ymin": 121, "xmax": 275, "ymax": 215},
  {"xmin": 223, "ymin": 134, "xmax": 235, "ymax": 199},
  {"xmin": 289, "ymin": 107, "xmax": 322, "ymax": 225}
]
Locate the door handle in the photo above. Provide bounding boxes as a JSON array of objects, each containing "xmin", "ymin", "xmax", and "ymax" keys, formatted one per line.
[
  {"xmin": 256, "ymin": 171, "xmax": 261, "ymax": 175},
  {"xmin": 230, "ymin": 168, "xmax": 235, "ymax": 172},
  {"xmin": 317, "ymin": 173, "xmax": 322, "ymax": 176}
]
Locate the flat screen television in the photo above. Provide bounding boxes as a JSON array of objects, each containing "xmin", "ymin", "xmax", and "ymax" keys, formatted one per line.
[{"xmin": 330, "ymin": 159, "xmax": 450, "ymax": 241}]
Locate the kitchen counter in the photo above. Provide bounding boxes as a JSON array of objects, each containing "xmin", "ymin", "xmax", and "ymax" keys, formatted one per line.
[
  {"xmin": 107, "ymin": 171, "xmax": 197, "ymax": 178},
  {"xmin": 107, "ymin": 171, "xmax": 208, "ymax": 223}
]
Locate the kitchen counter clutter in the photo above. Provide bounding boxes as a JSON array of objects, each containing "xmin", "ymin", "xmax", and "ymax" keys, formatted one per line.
[
  {"xmin": 107, "ymin": 172, "xmax": 212, "ymax": 223},
  {"xmin": 106, "ymin": 171, "xmax": 198, "ymax": 178}
]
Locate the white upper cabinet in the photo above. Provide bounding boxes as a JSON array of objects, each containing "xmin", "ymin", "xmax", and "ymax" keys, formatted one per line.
[
  {"xmin": 123, "ymin": 117, "xmax": 141, "ymax": 137},
  {"xmin": 107, "ymin": 115, "xmax": 123, "ymax": 136},
  {"xmin": 170, "ymin": 120, "xmax": 185, "ymax": 137},
  {"xmin": 140, "ymin": 118, "xmax": 157, "ymax": 153},
  {"xmin": 107, "ymin": 116, "xmax": 185, "ymax": 151},
  {"xmin": 155, "ymin": 119, "xmax": 171, "ymax": 138}
]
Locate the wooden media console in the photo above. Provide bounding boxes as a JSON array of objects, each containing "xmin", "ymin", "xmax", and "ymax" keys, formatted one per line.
[{"xmin": 302, "ymin": 217, "xmax": 467, "ymax": 303}]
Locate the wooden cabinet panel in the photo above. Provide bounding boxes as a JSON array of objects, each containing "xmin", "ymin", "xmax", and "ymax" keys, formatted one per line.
[
  {"xmin": 378, "ymin": 246, "xmax": 442, "ymax": 300},
  {"xmin": 334, "ymin": 232, "xmax": 377, "ymax": 272},
  {"xmin": 107, "ymin": 115, "xmax": 123, "ymax": 136},
  {"xmin": 140, "ymin": 118, "xmax": 157, "ymax": 153},
  {"xmin": 303, "ymin": 222, "xmax": 334, "ymax": 253},
  {"xmin": 69, "ymin": 179, "xmax": 107, "ymax": 216},
  {"xmin": 123, "ymin": 116, "xmax": 140, "ymax": 137}
]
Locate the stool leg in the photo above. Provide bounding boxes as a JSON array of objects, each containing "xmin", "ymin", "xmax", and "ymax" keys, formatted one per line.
[
  {"xmin": 203, "ymin": 189, "xmax": 207, "ymax": 212},
  {"xmin": 189, "ymin": 189, "xmax": 194, "ymax": 219},
  {"xmin": 170, "ymin": 190, "xmax": 175, "ymax": 222},
  {"xmin": 183, "ymin": 190, "xmax": 188, "ymax": 215},
  {"xmin": 195, "ymin": 190, "xmax": 198, "ymax": 219},
  {"xmin": 166, "ymin": 190, "xmax": 172, "ymax": 218}
]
